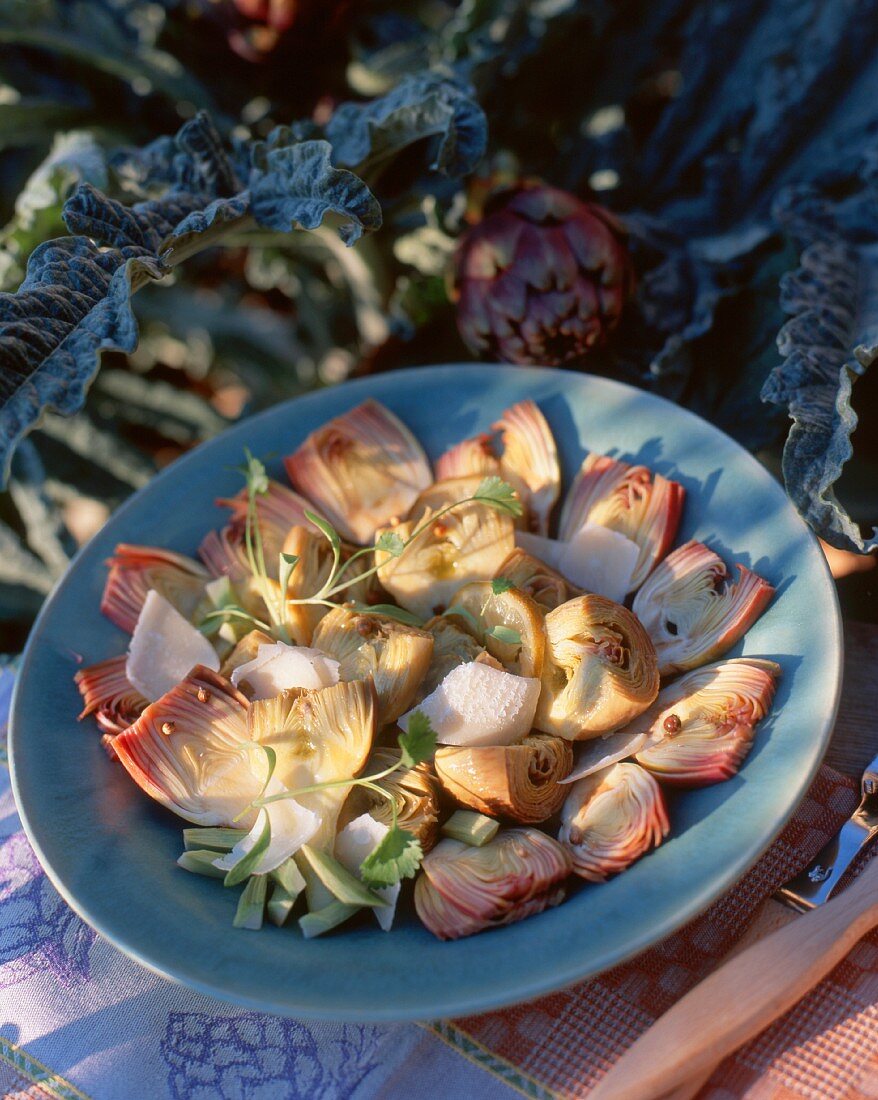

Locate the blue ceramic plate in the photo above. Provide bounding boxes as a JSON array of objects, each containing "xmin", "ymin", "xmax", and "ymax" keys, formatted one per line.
[{"xmin": 10, "ymin": 365, "xmax": 842, "ymax": 1021}]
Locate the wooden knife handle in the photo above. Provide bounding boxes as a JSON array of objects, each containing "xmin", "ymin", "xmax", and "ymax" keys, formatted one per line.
[{"xmin": 590, "ymin": 856, "xmax": 878, "ymax": 1100}]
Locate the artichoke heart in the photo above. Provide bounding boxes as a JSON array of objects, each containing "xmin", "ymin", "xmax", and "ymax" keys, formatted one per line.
[
  {"xmin": 375, "ymin": 502, "xmax": 515, "ymax": 620},
  {"xmin": 311, "ymin": 605, "xmax": 433, "ymax": 726},
  {"xmin": 493, "ymin": 399, "xmax": 560, "ymax": 536},
  {"xmin": 101, "ymin": 543, "xmax": 210, "ymax": 633},
  {"xmin": 339, "ymin": 747, "xmax": 441, "ymax": 852},
  {"xmin": 559, "ymin": 454, "xmax": 685, "ymax": 591},
  {"xmin": 632, "ymin": 540, "xmax": 775, "ymax": 677},
  {"xmin": 418, "ymin": 616, "xmax": 486, "ymax": 700},
  {"xmin": 414, "ymin": 829, "xmax": 573, "ymax": 940},
  {"xmin": 409, "ymin": 475, "xmax": 487, "ymax": 516},
  {"xmin": 434, "ymin": 734, "xmax": 573, "ymax": 823},
  {"xmin": 284, "ymin": 399, "xmax": 432, "ymax": 545},
  {"xmin": 446, "ymin": 580, "xmax": 546, "ymax": 677},
  {"xmin": 535, "ymin": 594, "xmax": 660, "ymax": 740},
  {"xmin": 495, "ymin": 547, "xmax": 581, "ymax": 610},
  {"xmin": 628, "ymin": 657, "xmax": 780, "ymax": 786},
  {"xmin": 559, "ymin": 762, "xmax": 669, "ymax": 881}
]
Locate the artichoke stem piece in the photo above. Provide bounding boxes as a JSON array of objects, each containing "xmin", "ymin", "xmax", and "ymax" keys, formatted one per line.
[
  {"xmin": 559, "ymin": 454, "xmax": 685, "ymax": 591},
  {"xmin": 559, "ymin": 762, "xmax": 669, "ymax": 881},
  {"xmin": 101, "ymin": 543, "xmax": 210, "ymax": 633},
  {"xmin": 414, "ymin": 829, "xmax": 573, "ymax": 940},
  {"xmin": 535, "ymin": 594, "xmax": 659, "ymax": 740},
  {"xmin": 631, "ymin": 541, "xmax": 775, "ymax": 677},
  {"xmin": 435, "ymin": 734, "xmax": 573, "ymax": 823}
]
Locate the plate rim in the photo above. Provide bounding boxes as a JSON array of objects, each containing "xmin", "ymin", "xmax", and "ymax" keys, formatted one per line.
[{"xmin": 9, "ymin": 363, "xmax": 844, "ymax": 1021}]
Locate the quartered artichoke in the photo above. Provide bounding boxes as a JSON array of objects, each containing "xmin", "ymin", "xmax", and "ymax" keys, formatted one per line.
[
  {"xmin": 310, "ymin": 606, "xmax": 433, "ymax": 726},
  {"xmin": 434, "ymin": 734, "xmax": 573, "ymax": 823},
  {"xmin": 284, "ymin": 399, "xmax": 432, "ymax": 545},
  {"xmin": 339, "ymin": 747, "xmax": 441, "ymax": 852},
  {"xmin": 75, "ymin": 654, "xmax": 147, "ymax": 737},
  {"xmin": 446, "ymin": 580, "xmax": 546, "ymax": 678},
  {"xmin": 535, "ymin": 594, "xmax": 660, "ymax": 739},
  {"xmin": 493, "ymin": 399, "xmax": 560, "ymax": 536},
  {"xmin": 414, "ymin": 828, "xmax": 573, "ymax": 940},
  {"xmin": 495, "ymin": 547, "xmax": 580, "ymax": 610},
  {"xmin": 435, "ymin": 435, "xmax": 500, "ymax": 481},
  {"xmin": 418, "ymin": 616, "xmax": 486, "ymax": 700},
  {"xmin": 632, "ymin": 541, "xmax": 775, "ymax": 676},
  {"xmin": 375, "ymin": 501, "xmax": 515, "ymax": 620},
  {"xmin": 559, "ymin": 762, "xmax": 669, "ymax": 881},
  {"xmin": 626, "ymin": 658, "xmax": 781, "ymax": 786},
  {"xmin": 219, "ymin": 628, "xmax": 276, "ymax": 680},
  {"xmin": 559, "ymin": 454, "xmax": 685, "ymax": 592},
  {"xmin": 101, "ymin": 544, "xmax": 210, "ymax": 633}
]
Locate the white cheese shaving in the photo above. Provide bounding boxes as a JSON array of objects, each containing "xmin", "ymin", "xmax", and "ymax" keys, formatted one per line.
[
  {"xmin": 126, "ymin": 589, "xmax": 219, "ymax": 702},
  {"xmin": 230, "ymin": 643, "xmax": 340, "ymax": 699},
  {"xmin": 335, "ymin": 813, "xmax": 399, "ymax": 932}
]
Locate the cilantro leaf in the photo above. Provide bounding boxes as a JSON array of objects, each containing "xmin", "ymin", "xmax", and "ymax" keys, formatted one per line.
[
  {"xmin": 349, "ymin": 601, "xmax": 423, "ymax": 628},
  {"xmin": 305, "ymin": 510, "xmax": 341, "ymax": 555},
  {"xmin": 240, "ymin": 449, "xmax": 269, "ymax": 496},
  {"xmin": 487, "ymin": 625, "xmax": 522, "ymax": 646},
  {"xmin": 375, "ymin": 530, "xmax": 405, "ymax": 558},
  {"xmin": 473, "ymin": 476, "xmax": 523, "ymax": 517},
  {"xmin": 359, "ymin": 825, "xmax": 424, "ymax": 887},
  {"xmin": 491, "ymin": 576, "xmax": 513, "ymax": 595},
  {"xmin": 399, "ymin": 710, "xmax": 436, "ymax": 768}
]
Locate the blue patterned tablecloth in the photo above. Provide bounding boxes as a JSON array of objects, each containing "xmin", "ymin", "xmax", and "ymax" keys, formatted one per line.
[{"xmin": 0, "ymin": 664, "xmax": 521, "ymax": 1100}]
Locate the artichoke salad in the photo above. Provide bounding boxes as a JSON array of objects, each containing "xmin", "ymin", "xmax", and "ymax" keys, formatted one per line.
[{"xmin": 76, "ymin": 398, "xmax": 778, "ymax": 940}]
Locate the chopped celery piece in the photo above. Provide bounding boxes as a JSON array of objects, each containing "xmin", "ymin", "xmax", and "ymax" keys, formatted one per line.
[
  {"xmin": 183, "ymin": 827, "xmax": 248, "ymax": 852},
  {"xmin": 267, "ymin": 883, "xmax": 299, "ymax": 927},
  {"xmin": 299, "ymin": 901, "xmax": 361, "ymax": 939},
  {"xmin": 441, "ymin": 810, "xmax": 500, "ymax": 847},
  {"xmin": 233, "ymin": 875, "xmax": 268, "ymax": 930},
  {"xmin": 223, "ymin": 813, "xmax": 271, "ymax": 887},
  {"xmin": 297, "ymin": 846, "xmax": 388, "ymax": 908},
  {"xmin": 271, "ymin": 856, "xmax": 306, "ymax": 897},
  {"xmin": 205, "ymin": 575, "xmax": 236, "ymax": 607},
  {"xmin": 177, "ymin": 849, "xmax": 226, "ymax": 878}
]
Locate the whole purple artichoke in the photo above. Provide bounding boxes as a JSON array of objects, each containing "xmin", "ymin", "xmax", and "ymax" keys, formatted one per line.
[{"xmin": 451, "ymin": 185, "xmax": 634, "ymax": 366}]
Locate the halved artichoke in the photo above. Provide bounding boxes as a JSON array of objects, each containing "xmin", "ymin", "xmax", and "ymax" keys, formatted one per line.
[
  {"xmin": 375, "ymin": 502, "xmax": 515, "ymax": 620},
  {"xmin": 445, "ymin": 580, "xmax": 546, "ymax": 678},
  {"xmin": 113, "ymin": 666, "xmax": 266, "ymax": 826},
  {"xmin": 310, "ymin": 606, "xmax": 433, "ymax": 726},
  {"xmin": 75, "ymin": 654, "xmax": 148, "ymax": 736},
  {"xmin": 338, "ymin": 747, "xmax": 441, "ymax": 852},
  {"xmin": 559, "ymin": 454, "xmax": 685, "ymax": 591},
  {"xmin": 101, "ymin": 544, "xmax": 210, "ymax": 633},
  {"xmin": 435, "ymin": 435, "xmax": 500, "ymax": 481},
  {"xmin": 284, "ymin": 399, "xmax": 432, "ymax": 545},
  {"xmin": 434, "ymin": 734, "xmax": 573, "ymax": 823},
  {"xmin": 493, "ymin": 399, "xmax": 560, "ymax": 536},
  {"xmin": 631, "ymin": 541, "xmax": 775, "ymax": 676},
  {"xmin": 199, "ymin": 478, "xmax": 317, "ymax": 582},
  {"xmin": 414, "ymin": 828, "xmax": 573, "ymax": 940},
  {"xmin": 559, "ymin": 762, "xmax": 669, "ymax": 881},
  {"xmin": 628, "ymin": 658, "xmax": 781, "ymax": 786},
  {"xmin": 418, "ymin": 616, "xmax": 486, "ymax": 700},
  {"xmin": 535, "ymin": 594, "xmax": 660, "ymax": 739},
  {"xmin": 496, "ymin": 547, "xmax": 581, "ymax": 610}
]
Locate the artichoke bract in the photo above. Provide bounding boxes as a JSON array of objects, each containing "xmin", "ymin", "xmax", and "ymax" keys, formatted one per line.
[
  {"xmin": 75, "ymin": 654, "xmax": 147, "ymax": 737},
  {"xmin": 559, "ymin": 762, "xmax": 669, "ymax": 881},
  {"xmin": 446, "ymin": 580, "xmax": 546, "ymax": 678},
  {"xmin": 629, "ymin": 658, "xmax": 781, "ymax": 786},
  {"xmin": 631, "ymin": 541, "xmax": 775, "ymax": 676},
  {"xmin": 310, "ymin": 606, "xmax": 433, "ymax": 727},
  {"xmin": 451, "ymin": 184, "xmax": 634, "ymax": 367},
  {"xmin": 414, "ymin": 829, "xmax": 573, "ymax": 940},
  {"xmin": 559, "ymin": 454, "xmax": 685, "ymax": 592},
  {"xmin": 496, "ymin": 547, "xmax": 581, "ymax": 610},
  {"xmin": 101, "ymin": 543, "xmax": 210, "ymax": 633},
  {"xmin": 535, "ymin": 594, "xmax": 660, "ymax": 740},
  {"xmin": 434, "ymin": 734, "xmax": 573, "ymax": 823},
  {"xmin": 339, "ymin": 747, "xmax": 441, "ymax": 852},
  {"xmin": 284, "ymin": 399, "xmax": 432, "ymax": 545},
  {"xmin": 375, "ymin": 501, "xmax": 515, "ymax": 620}
]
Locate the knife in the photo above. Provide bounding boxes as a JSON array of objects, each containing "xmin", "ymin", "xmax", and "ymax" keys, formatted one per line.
[{"xmin": 590, "ymin": 752, "xmax": 878, "ymax": 1100}]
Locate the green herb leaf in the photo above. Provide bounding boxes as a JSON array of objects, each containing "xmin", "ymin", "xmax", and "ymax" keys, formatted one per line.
[
  {"xmin": 278, "ymin": 552, "xmax": 299, "ymax": 594},
  {"xmin": 359, "ymin": 825, "xmax": 423, "ymax": 887},
  {"xmin": 223, "ymin": 811, "xmax": 272, "ymax": 887},
  {"xmin": 491, "ymin": 576, "xmax": 514, "ymax": 595},
  {"xmin": 398, "ymin": 711, "xmax": 436, "ymax": 768},
  {"xmin": 443, "ymin": 604, "xmax": 480, "ymax": 631},
  {"xmin": 375, "ymin": 530, "xmax": 405, "ymax": 557},
  {"xmin": 240, "ymin": 449, "xmax": 269, "ymax": 496},
  {"xmin": 473, "ymin": 476, "xmax": 523, "ymax": 517},
  {"xmin": 487, "ymin": 625, "xmax": 522, "ymax": 646},
  {"xmin": 349, "ymin": 601, "xmax": 423, "ymax": 627},
  {"xmin": 305, "ymin": 510, "xmax": 341, "ymax": 555}
]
